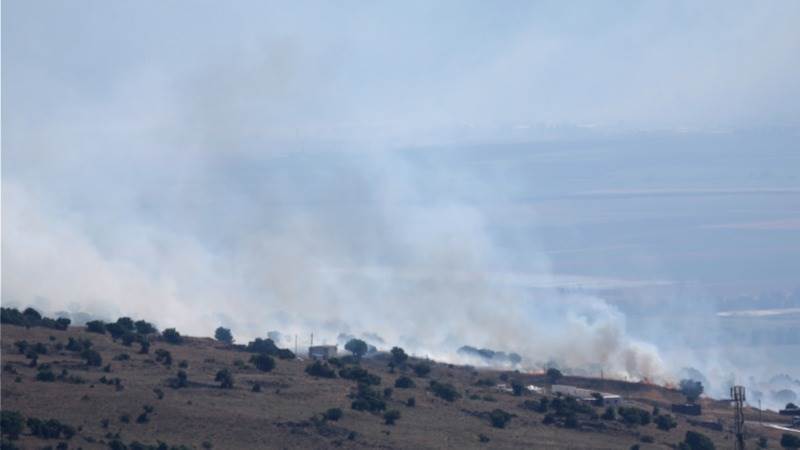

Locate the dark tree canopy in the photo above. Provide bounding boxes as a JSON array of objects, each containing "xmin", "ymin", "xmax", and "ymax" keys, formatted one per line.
[
  {"xmin": 345, "ymin": 339, "xmax": 368, "ymax": 359},
  {"xmin": 162, "ymin": 328, "xmax": 183, "ymax": 344},
  {"xmin": 679, "ymin": 379, "xmax": 704, "ymax": 403},
  {"xmin": 215, "ymin": 326, "xmax": 234, "ymax": 344},
  {"xmin": 390, "ymin": 347, "xmax": 408, "ymax": 365},
  {"xmin": 546, "ymin": 368, "xmax": 563, "ymax": 384}
]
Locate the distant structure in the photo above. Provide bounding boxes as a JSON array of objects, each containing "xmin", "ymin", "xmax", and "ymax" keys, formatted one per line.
[
  {"xmin": 731, "ymin": 385, "xmax": 746, "ymax": 450},
  {"xmin": 551, "ymin": 384, "xmax": 622, "ymax": 406},
  {"xmin": 671, "ymin": 403, "xmax": 702, "ymax": 416},
  {"xmin": 308, "ymin": 345, "xmax": 337, "ymax": 360}
]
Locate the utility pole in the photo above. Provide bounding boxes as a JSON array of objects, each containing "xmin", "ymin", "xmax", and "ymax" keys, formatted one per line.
[
  {"xmin": 310, "ymin": 333, "xmax": 314, "ymax": 348},
  {"xmin": 731, "ymin": 385, "xmax": 746, "ymax": 450},
  {"xmin": 295, "ymin": 334, "xmax": 298, "ymax": 355}
]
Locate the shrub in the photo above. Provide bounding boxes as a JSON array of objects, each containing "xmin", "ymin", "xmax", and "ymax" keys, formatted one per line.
[
  {"xmin": 26, "ymin": 418, "xmax": 75, "ymax": 439},
  {"xmin": 564, "ymin": 413, "xmax": 578, "ymax": 428},
  {"xmin": 153, "ymin": 388, "xmax": 164, "ymax": 400},
  {"xmin": 395, "ymin": 376, "xmax": 415, "ymax": 389},
  {"xmin": 246, "ymin": 338, "xmax": 279, "ymax": 354},
  {"xmin": 155, "ymin": 349, "xmax": 172, "ymax": 366},
  {"xmin": 276, "ymin": 348, "xmax": 295, "ymax": 360},
  {"xmin": 345, "ymin": 339, "xmax": 368, "ymax": 359},
  {"xmin": 170, "ymin": 370, "xmax": 189, "ymax": 389},
  {"xmin": 383, "ymin": 410, "xmax": 401, "ymax": 425},
  {"xmin": 782, "ymin": 433, "xmax": 800, "ymax": 449},
  {"xmin": 390, "ymin": 347, "xmax": 408, "ymax": 366},
  {"xmin": 305, "ymin": 361, "xmax": 337, "ymax": 378},
  {"xmin": 162, "ymin": 328, "xmax": 183, "ymax": 344},
  {"xmin": 214, "ymin": 327, "xmax": 234, "ymax": 344},
  {"xmin": 413, "ymin": 363, "xmax": 431, "ymax": 377},
  {"xmin": 0, "ymin": 307, "xmax": 26, "ymax": 326},
  {"xmin": 758, "ymin": 437, "xmax": 768, "ymax": 449},
  {"xmin": 684, "ymin": 431, "xmax": 715, "ymax": 450},
  {"xmin": 602, "ymin": 406, "xmax": 616, "ymax": 420},
  {"xmin": 178, "ymin": 360, "xmax": 189, "ymax": 369},
  {"xmin": 339, "ymin": 366, "xmax": 380, "ymax": 385},
  {"xmin": 324, "ymin": 408, "xmax": 343, "ymax": 421},
  {"xmin": 86, "ymin": 320, "xmax": 107, "ymax": 334},
  {"xmin": 406, "ymin": 397, "xmax": 416, "ymax": 407},
  {"xmin": 383, "ymin": 388, "xmax": 393, "ymax": 399},
  {"xmin": 655, "ymin": 414, "xmax": 677, "ymax": 430},
  {"xmin": 65, "ymin": 338, "xmax": 86, "ymax": 352},
  {"xmin": 136, "ymin": 412, "xmax": 149, "ymax": 424},
  {"xmin": 22, "ymin": 307, "xmax": 42, "ymax": 323},
  {"xmin": 1, "ymin": 411, "xmax": 24, "ymax": 440},
  {"xmin": 114, "ymin": 353, "xmax": 130, "ymax": 361},
  {"xmin": 13, "ymin": 341, "xmax": 28, "ymax": 354},
  {"xmin": 511, "ymin": 381, "xmax": 524, "ymax": 396},
  {"xmin": 542, "ymin": 413, "xmax": 555, "ymax": 424},
  {"xmin": 81, "ymin": 349, "xmax": 103, "ymax": 366},
  {"xmin": 351, "ymin": 383, "xmax": 386, "ymax": 412},
  {"xmin": 429, "ymin": 380, "xmax": 460, "ymax": 402},
  {"xmin": 618, "ymin": 406, "xmax": 650, "ymax": 426},
  {"xmin": 139, "ymin": 340, "xmax": 150, "ymax": 354},
  {"xmin": 252, "ymin": 383, "xmax": 262, "ymax": 392},
  {"xmin": 215, "ymin": 369, "xmax": 234, "ymax": 388},
  {"xmin": 489, "ymin": 409, "xmax": 513, "ymax": 428},
  {"xmin": 134, "ymin": 320, "xmax": 157, "ymax": 335},
  {"xmin": 36, "ymin": 368, "xmax": 56, "ymax": 382},
  {"xmin": 250, "ymin": 354, "xmax": 276, "ymax": 372}
]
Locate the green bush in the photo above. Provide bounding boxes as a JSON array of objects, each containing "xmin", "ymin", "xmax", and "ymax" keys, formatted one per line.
[
  {"xmin": 1, "ymin": 411, "xmax": 24, "ymax": 440},
  {"xmin": 546, "ymin": 368, "xmax": 563, "ymax": 384},
  {"xmin": 134, "ymin": 320, "xmax": 157, "ymax": 335},
  {"xmin": 339, "ymin": 366, "xmax": 380, "ymax": 385},
  {"xmin": 390, "ymin": 347, "xmax": 408, "ymax": 366},
  {"xmin": 81, "ymin": 349, "xmax": 103, "ymax": 366},
  {"xmin": 655, "ymin": 414, "xmax": 677, "ymax": 430},
  {"xmin": 413, "ymin": 363, "xmax": 431, "ymax": 377},
  {"xmin": 350, "ymin": 383, "xmax": 386, "ymax": 412},
  {"xmin": 26, "ymin": 418, "xmax": 75, "ymax": 439},
  {"xmin": 684, "ymin": 430, "xmax": 715, "ymax": 450},
  {"xmin": 36, "ymin": 368, "xmax": 56, "ymax": 382},
  {"xmin": 305, "ymin": 361, "xmax": 337, "ymax": 378},
  {"xmin": 383, "ymin": 410, "xmax": 401, "ymax": 425},
  {"xmin": 429, "ymin": 380, "xmax": 460, "ymax": 402},
  {"xmin": 324, "ymin": 408, "xmax": 343, "ymax": 421},
  {"xmin": 489, "ymin": 409, "xmax": 513, "ymax": 428},
  {"xmin": 86, "ymin": 320, "xmax": 106, "ymax": 334},
  {"xmin": 215, "ymin": 369, "xmax": 234, "ymax": 389},
  {"xmin": 394, "ymin": 376, "xmax": 415, "ymax": 389},
  {"xmin": 250, "ymin": 354, "xmax": 276, "ymax": 372},
  {"xmin": 162, "ymin": 328, "xmax": 183, "ymax": 344}
]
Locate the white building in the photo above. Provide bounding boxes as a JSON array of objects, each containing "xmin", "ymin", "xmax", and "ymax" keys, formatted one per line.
[
  {"xmin": 308, "ymin": 345, "xmax": 337, "ymax": 359},
  {"xmin": 552, "ymin": 384, "xmax": 622, "ymax": 406}
]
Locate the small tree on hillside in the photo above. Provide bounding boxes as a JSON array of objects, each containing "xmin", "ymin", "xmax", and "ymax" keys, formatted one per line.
[
  {"xmin": 250, "ymin": 354, "xmax": 276, "ymax": 372},
  {"xmin": 345, "ymin": 339, "xmax": 368, "ymax": 360},
  {"xmin": 215, "ymin": 327, "xmax": 234, "ymax": 344},
  {"xmin": 162, "ymin": 328, "xmax": 183, "ymax": 344},
  {"xmin": 679, "ymin": 379, "xmax": 704, "ymax": 403},
  {"xmin": 215, "ymin": 369, "xmax": 234, "ymax": 389},
  {"xmin": 390, "ymin": 347, "xmax": 408, "ymax": 366}
]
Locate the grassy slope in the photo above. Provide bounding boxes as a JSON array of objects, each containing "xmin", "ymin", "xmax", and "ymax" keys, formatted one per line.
[{"xmin": 1, "ymin": 324, "xmax": 792, "ymax": 449}]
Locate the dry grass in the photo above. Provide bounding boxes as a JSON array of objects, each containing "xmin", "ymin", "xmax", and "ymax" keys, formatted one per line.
[{"xmin": 1, "ymin": 324, "xmax": 791, "ymax": 449}]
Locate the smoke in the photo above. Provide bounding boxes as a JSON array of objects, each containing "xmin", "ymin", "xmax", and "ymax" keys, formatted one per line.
[{"xmin": 4, "ymin": 0, "xmax": 799, "ymax": 401}]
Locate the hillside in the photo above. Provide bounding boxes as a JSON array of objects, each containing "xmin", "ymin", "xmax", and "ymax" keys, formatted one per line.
[{"xmin": 1, "ymin": 319, "xmax": 795, "ymax": 449}]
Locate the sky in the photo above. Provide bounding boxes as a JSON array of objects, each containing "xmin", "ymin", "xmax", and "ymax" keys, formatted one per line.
[{"xmin": 2, "ymin": 1, "xmax": 800, "ymax": 399}]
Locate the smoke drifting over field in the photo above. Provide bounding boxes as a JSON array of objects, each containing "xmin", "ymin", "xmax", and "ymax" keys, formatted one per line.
[{"xmin": 4, "ymin": 1, "xmax": 800, "ymax": 409}]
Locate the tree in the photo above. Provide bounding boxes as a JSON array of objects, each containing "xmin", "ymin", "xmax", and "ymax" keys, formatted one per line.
[
  {"xmin": 215, "ymin": 369, "xmax": 234, "ymax": 389},
  {"xmin": 215, "ymin": 327, "xmax": 234, "ymax": 344},
  {"xmin": 413, "ymin": 363, "xmax": 431, "ymax": 377},
  {"xmin": 1, "ymin": 411, "xmax": 24, "ymax": 440},
  {"xmin": 489, "ymin": 409, "xmax": 513, "ymax": 428},
  {"xmin": 782, "ymin": 433, "xmax": 800, "ymax": 450},
  {"xmin": 86, "ymin": 320, "xmax": 107, "ymax": 334},
  {"xmin": 250, "ymin": 354, "xmax": 276, "ymax": 372},
  {"xmin": 511, "ymin": 381, "xmax": 524, "ymax": 396},
  {"xmin": 116, "ymin": 317, "xmax": 135, "ymax": 331},
  {"xmin": 394, "ymin": 376, "xmax": 415, "ymax": 389},
  {"xmin": 81, "ymin": 349, "xmax": 103, "ymax": 366},
  {"xmin": 390, "ymin": 347, "xmax": 408, "ymax": 366},
  {"xmin": 679, "ymin": 379, "xmax": 704, "ymax": 403},
  {"xmin": 429, "ymin": 380, "xmax": 460, "ymax": 402},
  {"xmin": 684, "ymin": 431, "xmax": 715, "ymax": 450},
  {"xmin": 383, "ymin": 410, "xmax": 401, "ymax": 425},
  {"xmin": 324, "ymin": 408, "xmax": 343, "ymax": 421},
  {"xmin": 786, "ymin": 402, "xmax": 799, "ymax": 410},
  {"xmin": 162, "ymin": 328, "xmax": 183, "ymax": 344},
  {"xmin": 306, "ymin": 361, "xmax": 337, "ymax": 378},
  {"xmin": 134, "ymin": 320, "xmax": 157, "ymax": 335},
  {"xmin": 345, "ymin": 339, "xmax": 368, "ymax": 360},
  {"xmin": 546, "ymin": 368, "xmax": 563, "ymax": 384}
]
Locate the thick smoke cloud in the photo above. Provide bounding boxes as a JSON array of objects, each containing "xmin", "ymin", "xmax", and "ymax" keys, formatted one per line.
[{"xmin": 4, "ymin": 0, "xmax": 800, "ymax": 405}]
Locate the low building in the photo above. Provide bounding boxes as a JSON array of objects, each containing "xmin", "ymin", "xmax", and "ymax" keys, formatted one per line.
[
  {"xmin": 551, "ymin": 384, "xmax": 622, "ymax": 406},
  {"xmin": 308, "ymin": 345, "xmax": 337, "ymax": 359},
  {"xmin": 671, "ymin": 403, "xmax": 702, "ymax": 416}
]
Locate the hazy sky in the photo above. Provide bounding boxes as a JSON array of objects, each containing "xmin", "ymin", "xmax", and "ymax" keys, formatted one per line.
[{"xmin": 2, "ymin": 1, "xmax": 799, "ymax": 388}]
